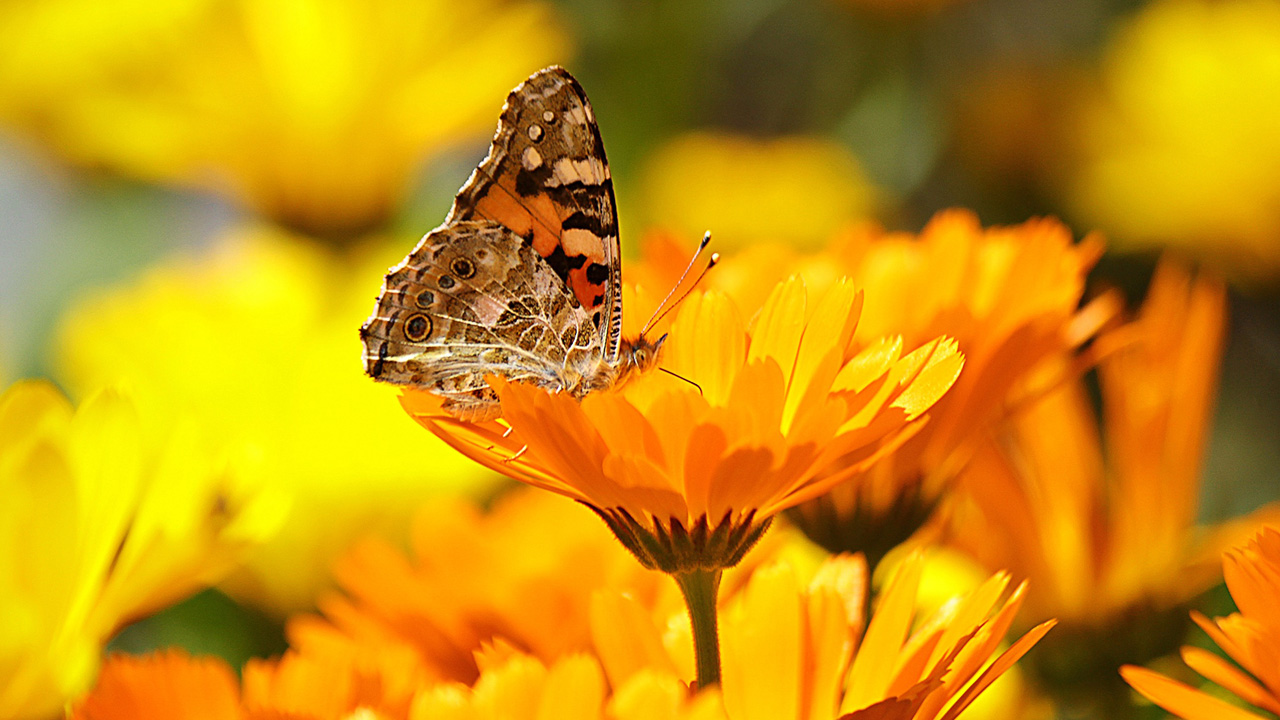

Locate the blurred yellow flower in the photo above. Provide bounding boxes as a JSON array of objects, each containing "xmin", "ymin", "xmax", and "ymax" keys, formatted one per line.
[
  {"xmin": 947, "ymin": 260, "xmax": 1280, "ymax": 709},
  {"xmin": 638, "ymin": 133, "xmax": 881, "ymax": 251},
  {"xmin": 1123, "ymin": 525, "xmax": 1280, "ymax": 720},
  {"xmin": 1068, "ymin": 0, "xmax": 1280, "ymax": 282},
  {"xmin": 636, "ymin": 210, "xmax": 1112, "ymax": 569},
  {"xmin": 0, "ymin": 0, "xmax": 569, "ymax": 236},
  {"xmin": 402, "ymin": 277, "xmax": 961, "ymax": 575},
  {"xmin": 593, "ymin": 552, "xmax": 1054, "ymax": 720},
  {"xmin": 0, "ymin": 380, "xmax": 276, "ymax": 720},
  {"xmin": 54, "ymin": 226, "xmax": 495, "ymax": 614}
]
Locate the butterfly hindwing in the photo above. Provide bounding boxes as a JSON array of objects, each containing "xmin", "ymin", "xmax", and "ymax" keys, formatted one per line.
[
  {"xmin": 361, "ymin": 220, "xmax": 603, "ymax": 420},
  {"xmin": 448, "ymin": 66, "xmax": 623, "ymax": 362}
]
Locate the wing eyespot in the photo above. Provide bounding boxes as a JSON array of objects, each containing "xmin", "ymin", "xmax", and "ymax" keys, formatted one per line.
[
  {"xmin": 451, "ymin": 258, "xmax": 477, "ymax": 279},
  {"xmin": 404, "ymin": 314, "xmax": 433, "ymax": 342},
  {"xmin": 438, "ymin": 275, "xmax": 456, "ymax": 290}
]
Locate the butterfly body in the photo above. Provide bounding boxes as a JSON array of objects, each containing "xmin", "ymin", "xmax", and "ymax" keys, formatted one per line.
[{"xmin": 362, "ymin": 67, "xmax": 659, "ymax": 420}]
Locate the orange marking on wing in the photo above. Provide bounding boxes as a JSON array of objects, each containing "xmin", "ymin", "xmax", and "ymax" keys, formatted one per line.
[
  {"xmin": 475, "ymin": 192, "xmax": 533, "ymax": 237},
  {"xmin": 568, "ymin": 271, "xmax": 606, "ymax": 308}
]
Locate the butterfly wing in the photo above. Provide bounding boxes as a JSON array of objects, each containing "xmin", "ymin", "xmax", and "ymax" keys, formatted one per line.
[
  {"xmin": 447, "ymin": 66, "xmax": 623, "ymax": 362},
  {"xmin": 361, "ymin": 220, "xmax": 604, "ymax": 420}
]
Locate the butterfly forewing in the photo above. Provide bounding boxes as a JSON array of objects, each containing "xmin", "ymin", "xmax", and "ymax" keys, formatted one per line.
[{"xmin": 447, "ymin": 66, "xmax": 623, "ymax": 361}]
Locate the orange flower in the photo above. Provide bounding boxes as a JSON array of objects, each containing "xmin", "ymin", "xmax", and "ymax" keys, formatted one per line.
[
  {"xmin": 948, "ymin": 259, "xmax": 1280, "ymax": 710},
  {"xmin": 69, "ymin": 650, "xmax": 240, "ymax": 720},
  {"xmin": 1123, "ymin": 525, "xmax": 1280, "ymax": 720},
  {"xmin": 401, "ymin": 277, "xmax": 962, "ymax": 575},
  {"xmin": 72, "ymin": 552, "xmax": 1050, "ymax": 720},
  {"xmin": 592, "ymin": 552, "xmax": 1054, "ymax": 720},
  {"xmin": 636, "ymin": 210, "xmax": 1111, "ymax": 569},
  {"xmin": 287, "ymin": 488, "xmax": 668, "ymax": 684},
  {"xmin": 70, "ymin": 647, "xmax": 430, "ymax": 720}
]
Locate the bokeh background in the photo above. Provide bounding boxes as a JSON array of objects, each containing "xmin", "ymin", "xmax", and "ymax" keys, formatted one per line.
[{"xmin": 2, "ymin": 0, "xmax": 1279, "ymax": 717}]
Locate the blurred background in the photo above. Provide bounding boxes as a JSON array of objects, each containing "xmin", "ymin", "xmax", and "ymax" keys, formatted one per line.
[{"xmin": 1, "ymin": 0, "xmax": 1279, "ymax": 717}]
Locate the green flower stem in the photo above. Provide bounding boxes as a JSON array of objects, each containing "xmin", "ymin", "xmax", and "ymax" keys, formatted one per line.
[{"xmin": 674, "ymin": 568, "xmax": 723, "ymax": 689}]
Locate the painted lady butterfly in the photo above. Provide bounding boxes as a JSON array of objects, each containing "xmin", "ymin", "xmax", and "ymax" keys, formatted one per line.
[{"xmin": 361, "ymin": 66, "xmax": 666, "ymax": 420}]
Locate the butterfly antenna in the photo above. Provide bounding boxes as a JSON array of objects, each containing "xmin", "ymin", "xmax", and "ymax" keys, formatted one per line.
[
  {"xmin": 641, "ymin": 231, "xmax": 717, "ymax": 337},
  {"xmin": 659, "ymin": 367, "xmax": 704, "ymax": 395}
]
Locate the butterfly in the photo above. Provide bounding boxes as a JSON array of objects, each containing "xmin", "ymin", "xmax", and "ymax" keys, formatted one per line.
[{"xmin": 361, "ymin": 66, "xmax": 671, "ymax": 421}]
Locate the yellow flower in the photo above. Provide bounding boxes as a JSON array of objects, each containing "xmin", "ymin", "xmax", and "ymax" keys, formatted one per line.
[
  {"xmin": 947, "ymin": 259, "xmax": 1280, "ymax": 710},
  {"xmin": 636, "ymin": 210, "xmax": 1111, "ymax": 569},
  {"xmin": 1123, "ymin": 525, "xmax": 1280, "ymax": 720},
  {"xmin": 637, "ymin": 133, "xmax": 881, "ymax": 252},
  {"xmin": 0, "ymin": 0, "xmax": 569, "ymax": 236},
  {"xmin": 54, "ymin": 226, "xmax": 495, "ymax": 614},
  {"xmin": 593, "ymin": 552, "xmax": 1054, "ymax": 720},
  {"xmin": 1067, "ymin": 0, "xmax": 1280, "ymax": 282},
  {"xmin": 401, "ymin": 277, "xmax": 961, "ymax": 574},
  {"xmin": 0, "ymin": 380, "xmax": 276, "ymax": 720}
]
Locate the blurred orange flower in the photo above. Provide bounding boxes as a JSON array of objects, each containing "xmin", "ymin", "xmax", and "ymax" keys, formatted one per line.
[
  {"xmin": 401, "ymin": 277, "xmax": 961, "ymax": 574},
  {"xmin": 1123, "ymin": 525, "xmax": 1280, "ymax": 720},
  {"xmin": 70, "ymin": 552, "xmax": 1048, "ymax": 720},
  {"xmin": 948, "ymin": 259, "xmax": 1280, "ymax": 708},
  {"xmin": 287, "ymin": 488, "xmax": 667, "ymax": 685}
]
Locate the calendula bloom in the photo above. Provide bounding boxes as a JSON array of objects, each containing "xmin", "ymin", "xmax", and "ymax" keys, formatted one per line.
[
  {"xmin": 1122, "ymin": 525, "xmax": 1280, "ymax": 720},
  {"xmin": 637, "ymin": 210, "xmax": 1112, "ymax": 569},
  {"xmin": 290, "ymin": 486, "xmax": 795, "ymax": 685},
  {"xmin": 403, "ymin": 276, "xmax": 959, "ymax": 687},
  {"xmin": 593, "ymin": 552, "xmax": 1054, "ymax": 720},
  {"xmin": 288, "ymin": 488, "xmax": 667, "ymax": 684},
  {"xmin": 0, "ymin": 380, "xmax": 277, "ymax": 720},
  {"xmin": 638, "ymin": 133, "xmax": 881, "ymax": 251},
  {"xmin": 0, "ymin": 0, "xmax": 568, "ymax": 236},
  {"xmin": 54, "ymin": 226, "xmax": 495, "ymax": 614},
  {"xmin": 71, "ymin": 645, "xmax": 715, "ymax": 720},
  {"xmin": 69, "ymin": 646, "xmax": 428, "ymax": 720},
  {"xmin": 403, "ymin": 277, "xmax": 962, "ymax": 574},
  {"xmin": 1068, "ymin": 0, "xmax": 1280, "ymax": 282},
  {"xmin": 947, "ymin": 260, "xmax": 1280, "ymax": 711},
  {"xmin": 70, "ymin": 554, "xmax": 1047, "ymax": 720}
]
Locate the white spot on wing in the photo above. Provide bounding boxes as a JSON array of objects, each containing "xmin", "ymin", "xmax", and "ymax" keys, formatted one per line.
[
  {"xmin": 547, "ymin": 157, "xmax": 608, "ymax": 186},
  {"xmin": 522, "ymin": 146, "xmax": 543, "ymax": 170},
  {"xmin": 543, "ymin": 110, "xmax": 555, "ymax": 122}
]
